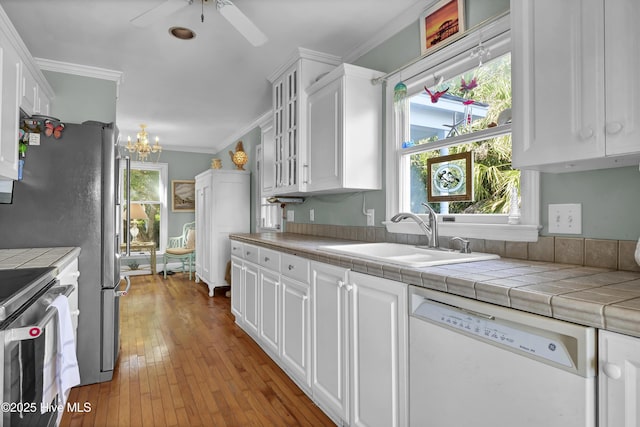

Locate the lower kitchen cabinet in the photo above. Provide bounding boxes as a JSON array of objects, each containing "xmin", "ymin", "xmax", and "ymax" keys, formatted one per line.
[
  {"xmin": 349, "ymin": 271, "xmax": 408, "ymax": 427},
  {"xmin": 311, "ymin": 262, "xmax": 351, "ymax": 423},
  {"xmin": 230, "ymin": 243, "xmax": 408, "ymax": 427},
  {"xmin": 281, "ymin": 274, "xmax": 311, "ymax": 390},
  {"xmin": 259, "ymin": 268, "xmax": 280, "ymax": 356},
  {"xmin": 599, "ymin": 329, "xmax": 640, "ymax": 427}
]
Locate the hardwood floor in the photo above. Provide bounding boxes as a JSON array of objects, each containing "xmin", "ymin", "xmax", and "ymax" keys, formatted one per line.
[{"xmin": 61, "ymin": 273, "xmax": 334, "ymax": 427}]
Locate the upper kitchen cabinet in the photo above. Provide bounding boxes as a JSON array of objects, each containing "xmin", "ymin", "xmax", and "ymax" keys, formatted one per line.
[
  {"xmin": 0, "ymin": 5, "xmax": 54, "ymax": 180},
  {"xmin": 267, "ymin": 48, "xmax": 340, "ymax": 195},
  {"xmin": 305, "ymin": 64, "xmax": 383, "ymax": 193},
  {"xmin": 511, "ymin": 0, "xmax": 640, "ymax": 172}
]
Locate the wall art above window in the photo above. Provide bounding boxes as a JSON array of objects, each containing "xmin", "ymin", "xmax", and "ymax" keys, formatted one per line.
[{"xmin": 419, "ymin": 0, "xmax": 465, "ymax": 55}]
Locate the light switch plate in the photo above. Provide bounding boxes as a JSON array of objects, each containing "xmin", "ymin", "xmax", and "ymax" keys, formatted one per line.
[
  {"xmin": 310, "ymin": 209, "xmax": 315, "ymax": 222},
  {"xmin": 366, "ymin": 209, "xmax": 375, "ymax": 226},
  {"xmin": 548, "ymin": 203, "xmax": 582, "ymax": 234},
  {"xmin": 286, "ymin": 210, "xmax": 294, "ymax": 222}
]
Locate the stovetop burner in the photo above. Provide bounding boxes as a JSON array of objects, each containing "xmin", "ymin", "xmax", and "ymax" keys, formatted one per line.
[{"xmin": 0, "ymin": 267, "xmax": 56, "ymax": 323}]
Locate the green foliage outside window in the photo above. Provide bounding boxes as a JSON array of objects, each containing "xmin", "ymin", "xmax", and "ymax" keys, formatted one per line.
[
  {"xmin": 123, "ymin": 169, "xmax": 161, "ymax": 247},
  {"xmin": 410, "ymin": 54, "xmax": 519, "ymax": 214}
]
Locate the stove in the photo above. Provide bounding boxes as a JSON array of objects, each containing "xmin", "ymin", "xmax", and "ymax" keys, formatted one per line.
[{"xmin": 0, "ymin": 267, "xmax": 56, "ymax": 324}]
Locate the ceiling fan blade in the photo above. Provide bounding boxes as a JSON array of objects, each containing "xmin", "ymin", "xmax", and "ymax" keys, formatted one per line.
[
  {"xmin": 130, "ymin": 0, "xmax": 191, "ymax": 28},
  {"xmin": 216, "ymin": 0, "xmax": 267, "ymax": 47}
]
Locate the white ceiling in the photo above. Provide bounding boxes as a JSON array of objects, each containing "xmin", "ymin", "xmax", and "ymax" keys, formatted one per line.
[{"xmin": 1, "ymin": 0, "xmax": 425, "ymax": 153}]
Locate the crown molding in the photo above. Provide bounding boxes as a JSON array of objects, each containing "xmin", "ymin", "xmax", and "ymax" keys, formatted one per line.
[
  {"xmin": 268, "ymin": 47, "xmax": 342, "ymax": 83},
  {"xmin": 343, "ymin": 0, "xmax": 427, "ymax": 64},
  {"xmin": 35, "ymin": 58, "xmax": 123, "ymax": 82},
  {"xmin": 212, "ymin": 110, "xmax": 273, "ymax": 153}
]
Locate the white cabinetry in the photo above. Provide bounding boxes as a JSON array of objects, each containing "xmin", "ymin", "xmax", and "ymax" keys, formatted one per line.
[
  {"xmin": 310, "ymin": 261, "xmax": 350, "ymax": 423},
  {"xmin": 598, "ymin": 329, "xmax": 640, "ymax": 426},
  {"xmin": 268, "ymin": 48, "xmax": 340, "ymax": 195},
  {"xmin": 259, "ymin": 116, "xmax": 276, "ymax": 197},
  {"xmin": 511, "ymin": 0, "xmax": 640, "ymax": 172},
  {"xmin": 348, "ymin": 272, "xmax": 407, "ymax": 427},
  {"xmin": 56, "ymin": 257, "xmax": 80, "ymax": 344},
  {"xmin": 0, "ymin": 7, "xmax": 54, "ymax": 181},
  {"xmin": 305, "ymin": 64, "xmax": 383, "ymax": 193},
  {"xmin": 195, "ymin": 169, "xmax": 250, "ymax": 296}
]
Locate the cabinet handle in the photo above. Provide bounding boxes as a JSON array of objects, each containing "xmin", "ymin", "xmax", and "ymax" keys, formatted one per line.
[
  {"xmin": 603, "ymin": 362, "xmax": 622, "ymax": 379},
  {"xmin": 303, "ymin": 164, "xmax": 309, "ymax": 184},
  {"xmin": 246, "ymin": 251, "xmax": 251, "ymax": 256},
  {"xmin": 264, "ymin": 256, "xmax": 270, "ymax": 262},
  {"xmin": 606, "ymin": 122, "xmax": 624, "ymax": 135},
  {"xmin": 578, "ymin": 127, "xmax": 594, "ymax": 140},
  {"xmin": 288, "ymin": 264, "xmax": 295, "ymax": 271}
]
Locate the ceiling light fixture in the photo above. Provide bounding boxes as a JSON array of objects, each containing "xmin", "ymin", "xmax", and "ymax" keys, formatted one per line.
[
  {"xmin": 169, "ymin": 26, "xmax": 196, "ymax": 40},
  {"xmin": 125, "ymin": 124, "xmax": 162, "ymax": 162}
]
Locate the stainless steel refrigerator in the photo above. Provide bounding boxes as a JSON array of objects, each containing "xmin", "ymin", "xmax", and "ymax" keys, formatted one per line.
[{"xmin": 0, "ymin": 121, "xmax": 123, "ymax": 385}]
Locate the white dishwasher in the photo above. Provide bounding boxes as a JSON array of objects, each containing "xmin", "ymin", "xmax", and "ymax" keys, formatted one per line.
[{"xmin": 409, "ymin": 286, "xmax": 597, "ymax": 427}]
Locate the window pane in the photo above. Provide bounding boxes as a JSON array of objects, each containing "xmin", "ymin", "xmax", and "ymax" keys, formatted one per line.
[
  {"xmin": 407, "ymin": 53, "xmax": 511, "ymax": 147},
  {"xmin": 407, "ymin": 135, "xmax": 520, "ymax": 214},
  {"xmin": 127, "ymin": 169, "xmax": 161, "ymax": 201},
  {"xmin": 123, "ymin": 203, "xmax": 161, "ymax": 248}
]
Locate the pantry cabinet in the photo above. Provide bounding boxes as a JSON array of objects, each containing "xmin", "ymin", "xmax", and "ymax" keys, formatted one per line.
[
  {"xmin": 511, "ymin": 0, "xmax": 640, "ymax": 172},
  {"xmin": 598, "ymin": 329, "xmax": 640, "ymax": 426},
  {"xmin": 305, "ymin": 64, "xmax": 383, "ymax": 193},
  {"xmin": 195, "ymin": 169, "xmax": 250, "ymax": 297}
]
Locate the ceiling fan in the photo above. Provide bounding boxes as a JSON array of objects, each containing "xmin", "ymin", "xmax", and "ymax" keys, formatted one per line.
[{"xmin": 130, "ymin": 0, "xmax": 268, "ymax": 47}]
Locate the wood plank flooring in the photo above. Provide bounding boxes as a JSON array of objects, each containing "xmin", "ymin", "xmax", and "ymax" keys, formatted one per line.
[{"xmin": 60, "ymin": 273, "xmax": 334, "ymax": 427}]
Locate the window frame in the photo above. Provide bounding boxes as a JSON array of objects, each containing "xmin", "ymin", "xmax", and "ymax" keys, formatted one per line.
[
  {"xmin": 119, "ymin": 161, "xmax": 169, "ymax": 253},
  {"xmin": 384, "ymin": 14, "xmax": 540, "ymax": 242}
]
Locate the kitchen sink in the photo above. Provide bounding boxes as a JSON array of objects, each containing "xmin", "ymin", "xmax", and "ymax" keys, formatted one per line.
[{"xmin": 317, "ymin": 242, "xmax": 499, "ymax": 267}]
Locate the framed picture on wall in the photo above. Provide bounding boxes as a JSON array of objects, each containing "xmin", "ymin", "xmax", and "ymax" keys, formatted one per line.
[
  {"xmin": 427, "ymin": 152, "xmax": 473, "ymax": 202},
  {"xmin": 419, "ymin": 0, "xmax": 465, "ymax": 55},
  {"xmin": 171, "ymin": 180, "xmax": 195, "ymax": 212}
]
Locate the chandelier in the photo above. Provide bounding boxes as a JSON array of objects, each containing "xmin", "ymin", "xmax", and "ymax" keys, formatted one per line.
[{"xmin": 125, "ymin": 124, "xmax": 162, "ymax": 162}]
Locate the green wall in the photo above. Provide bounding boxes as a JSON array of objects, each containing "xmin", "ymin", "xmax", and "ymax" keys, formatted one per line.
[
  {"xmin": 163, "ymin": 150, "xmax": 213, "ymax": 239},
  {"xmin": 43, "ymin": 70, "xmax": 117, "ymax": 123}
]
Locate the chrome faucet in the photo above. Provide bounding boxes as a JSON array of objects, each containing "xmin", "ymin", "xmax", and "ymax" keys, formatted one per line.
[{"xmin": 390, "ymin": 202, "xmax": 439, "ymax": 248}]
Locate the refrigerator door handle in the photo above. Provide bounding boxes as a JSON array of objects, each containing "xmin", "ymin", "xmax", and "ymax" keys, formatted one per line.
[{"xmin": 115, "ymin": 275, "xmax": 131, "ymax": 297}]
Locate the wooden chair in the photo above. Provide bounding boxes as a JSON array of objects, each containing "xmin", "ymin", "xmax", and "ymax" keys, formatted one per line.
[{"xmin": 163, "ymin": 222, "xmax": 195, "ymax": 280}]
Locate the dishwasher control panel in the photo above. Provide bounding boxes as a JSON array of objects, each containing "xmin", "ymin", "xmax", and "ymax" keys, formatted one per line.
[{"xmin": 413, "ymin": 300, "xmax": 573, "ymax": 368}]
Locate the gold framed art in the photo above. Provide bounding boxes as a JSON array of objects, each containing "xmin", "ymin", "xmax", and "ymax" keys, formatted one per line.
[
  {"xmin": 426, "ymin": 151, "xmax": 473, "ymax": 202},
  {"xmin": 171, "ymin": 180, "xmax": 195, "ymax": 212}
]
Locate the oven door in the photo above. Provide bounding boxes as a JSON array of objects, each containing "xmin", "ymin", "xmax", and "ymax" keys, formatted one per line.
[{"xmin": 1, "ymin": 283, "xmax": 75, "ymax": 427}]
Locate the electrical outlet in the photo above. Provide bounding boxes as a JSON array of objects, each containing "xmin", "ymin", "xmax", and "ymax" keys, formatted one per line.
[
  {"xmin": 310, "ymin": 209, "xmax": 315, "ymax": 222},
  {"xmin": 548, "ymin": 203, "xmax": 582, "ymax": 234},
  {"xmin": 286, "ymin": 210, "xmax": 295, "ymax": 222},
  {"xmin": 366, "ymin": 208, "xmax": 375, "ymax": 226}
]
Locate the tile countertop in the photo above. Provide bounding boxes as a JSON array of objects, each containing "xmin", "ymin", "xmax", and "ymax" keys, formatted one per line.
[
  {"xmin": 230, "ymin": 232, "xmax": 640, "ymax": 339},
  {"xmin": 0, "ymin": 247, "xmax": 81, "ymax": 274}
]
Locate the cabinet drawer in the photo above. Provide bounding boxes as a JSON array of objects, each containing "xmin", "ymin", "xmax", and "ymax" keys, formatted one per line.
[
  {"xmin": 231, "ymin": 241, "xmax": 244, "ymax": 258},
  {"xmin": 259, "ymin": 247, "xmax": 281, "ymax": 271},
  {"xmin": 243, "ymin": 244, "xmax": 260, "ymax": 264},
  {"xmin": 280, "ymin": 253, "xmax": 309, "ymax": 283}
]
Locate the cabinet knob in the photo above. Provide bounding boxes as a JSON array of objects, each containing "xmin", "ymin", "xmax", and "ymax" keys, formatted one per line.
[
  {"xmin": 606, "ymin": 122, "xmax": 624, "ymax": 135},
  {"xmin": 264, "ymin": 256, "xmax": 270, "ymax": 262},
  {"xmin": 288, "ymin": 264, "xmax": 295, "ymax": 270},
  {"xmin": 579, "ymin": 127, "xmax": 594, "ymax": 140},
  {"xmin": 246, "ymin": 251, "xmax": 251, "ymax": 256},
  {"xmin": 603, "ymin": 362, "xmax": 622, "ymax": 379},
  {"xmin": 337, "ymin": 280, "xmax": 344, "ymax": 288}
]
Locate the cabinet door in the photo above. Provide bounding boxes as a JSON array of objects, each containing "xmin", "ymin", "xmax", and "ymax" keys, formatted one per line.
[
  {"xmin": 599, "ymin": 330, "xmax": 640, "ymax": 427},
  {"xmin": 604, "ymin": 0, "xmax": 640, "ymax": 156},
  {"xmin": 19, "ymin": 61, "xmax": 37, "ymax": 116},
  {"xmin": 311, "ymin": 262, "xmax": 350, "ymax": 423},
  {"xmin": 260, "ymin": 122, "xmax": 276, "ymax": 196},
  {"xmin": 511, "ymin": 0, "xmax": 605, "ymax": 169},
  {"xmin": 349, "ymin": 272, "xmax": 408, "ymax": 427},
  {"xmin": 259, "ymin": 268, "xmax": 280, "ymax": 356},
  {"xmin": 230, "ymin": 256, "xmax": 243, "ymax": 320},
  {"xmin": 242, "ymin": 261, "xmax": 260, "ymax": 337},
  {"xmin": 281, "ymin": 275, "xmax": 311, "ymax": 389},
  {"xmin": 194, "ymin": 179, "xmax": 210, "ymax": 283},
  {"xmin": 0, "ymin": 36, "xmax": 20, "ymax": 180},
  {"xmin": 306, "ymin": 77, "xmax": 342, "ymax": 192}
]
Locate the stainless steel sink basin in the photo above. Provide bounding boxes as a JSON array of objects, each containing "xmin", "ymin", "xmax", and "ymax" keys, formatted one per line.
[{"xmin": 318, "ymin": 242, "xmax": 499, "ymax": 267}]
